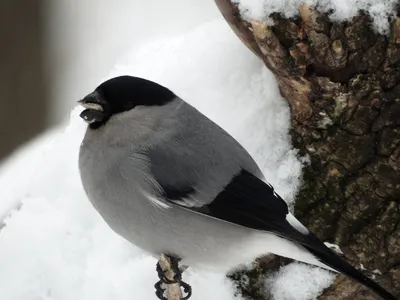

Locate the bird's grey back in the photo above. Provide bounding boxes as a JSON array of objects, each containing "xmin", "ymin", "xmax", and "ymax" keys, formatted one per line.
[{"xmin": 144, "ymin": 97, "xmax": 264, "ymax": 207}]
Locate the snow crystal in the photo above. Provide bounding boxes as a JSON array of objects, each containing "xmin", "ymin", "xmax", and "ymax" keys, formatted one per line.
[
  {"xmin": 265, "ymin": 263, "xmax": 337, "ymax": 300},
  {"xmin": 0, "ymin": 13, "xmax": 332, "ymax": 300},
  {"xmin": 234, "ymin": 0, "xmax": 398, "ymax": 34}
]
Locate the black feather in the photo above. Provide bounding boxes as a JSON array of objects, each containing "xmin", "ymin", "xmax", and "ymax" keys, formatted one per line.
[
  {"xmin": 82, "ymin": 76, "xmax": 176, "ymax": 129},
  {"xmin": 162, "ymin": 185, "xmax": 195, "ymax": 202},
  {"xmin": 96, "ymin": 76, "xmax": 176, "ymax": 114},
  {"xmin": 197, "ymin": 169, "xmax": 289, "ymax": 232}
]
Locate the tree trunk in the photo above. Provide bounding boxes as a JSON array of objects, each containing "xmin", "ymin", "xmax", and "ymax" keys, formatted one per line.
[
  {"xmin": 0, "ymin": 1, "xmax": 49, "ymax": 162},
  {"xmin": 216, "ymin": 1, "xmax": 400, "ymax": 299}
]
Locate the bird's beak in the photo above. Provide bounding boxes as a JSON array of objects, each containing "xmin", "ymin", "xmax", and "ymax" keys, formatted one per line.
[
  {"xmin": 78, "ymin": 92, "xmax": 108, "ymax": 124},
  {"xmin": 78, "ymin": 91, "xmax": 105, "ymax": 111},
  {"xmin": 78, "ymin": 99, "xmax": 104, "ymax": 112}
]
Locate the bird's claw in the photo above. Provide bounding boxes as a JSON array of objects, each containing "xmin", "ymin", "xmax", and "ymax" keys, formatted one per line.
[
  {"xmin": 180, "ymin": 281, "xmax": 192, "ymax": 300},
  {"xmin": 154, "ymin": 280, "xmax": 167, "ymax": 300},
  {"xmin": 154, "ymin": 279, "xmax": 192, "ymax": 300},
  {"xmin": 156, "ymin": 261, "xmax": 181, "ymax": 284},
  {"xmin": 154, "ymin": 259, "xmax": 192, "ymax": 300}
]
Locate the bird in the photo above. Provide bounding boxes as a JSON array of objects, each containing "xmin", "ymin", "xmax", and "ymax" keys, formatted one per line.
[{"xmin": 78, "ymin": 75, "xmax": 397, "ymax": 300}]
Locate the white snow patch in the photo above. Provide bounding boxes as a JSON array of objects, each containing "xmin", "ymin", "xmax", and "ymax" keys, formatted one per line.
[
  {"xmin": 373, "ymin": 269, "xmax": 382, "ymax": 275},
  {"xmin": 324, "ymin": 242, "xmax": 344, "ymax": 255},
  {"xmin": 0, "ymin": 128, "xmax": 60, "ymax": 221},
  {"xmin": 0, "ymin": 17, "xmax": 330, "ymax": 300},
  {"xmin": 233, "ymin": 0, "xmax": 398, "ymax": 34},
  {"xmin": 265, "ymin": 263, "xmax": 336, "ymax": 300}
]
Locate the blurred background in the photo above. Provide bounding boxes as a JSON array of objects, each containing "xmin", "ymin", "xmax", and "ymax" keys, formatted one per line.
[{"xmin": 0, "ymin": 0, "xmax": 218, "ymax": 163}]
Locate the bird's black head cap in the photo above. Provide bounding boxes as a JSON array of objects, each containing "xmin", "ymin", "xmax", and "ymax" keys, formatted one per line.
[{"xmin": 78, "ymin": 76, "xmax": 176, "ymax": 129}]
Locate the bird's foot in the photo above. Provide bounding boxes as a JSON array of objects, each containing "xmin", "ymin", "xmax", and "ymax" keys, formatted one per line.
[
  {"xmin": 154, "ymin": 279, "xmax": 192, "ymax": 300},
  {"xmin": 154, "ymin": 256, "xmax": 192, "ymax": 300},
  {"xmin": 156, "ymin": 260, "xmax": 181, "ymax": 284}
]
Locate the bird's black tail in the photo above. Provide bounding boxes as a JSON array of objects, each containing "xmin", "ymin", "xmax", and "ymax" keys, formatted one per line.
[
  {"xmin": 196, "ymin": 170, "xmax": 397, "ymax": 299},
  {"xmin": 301, "ymin": 233, "xmax": 397, "ymax": 300}
]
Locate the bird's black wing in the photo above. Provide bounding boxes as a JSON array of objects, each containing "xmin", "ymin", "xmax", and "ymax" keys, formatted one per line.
[
  {"xmin": 192, "ymin": 169, "xmax": 294, "ymax": 235},
  {"xmin": 160, "ymin": 169, "xmax": 397, "ymax": 300}
]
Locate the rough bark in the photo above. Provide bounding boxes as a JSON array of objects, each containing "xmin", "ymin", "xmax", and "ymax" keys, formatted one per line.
[{"xmin": 216, "ymin": 1, "xmax": 400, "ymax": 299}]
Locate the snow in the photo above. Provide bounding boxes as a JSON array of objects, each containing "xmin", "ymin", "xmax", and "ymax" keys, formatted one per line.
[
  {"xmin": 0, "ymin": 15, "xmax": 335, "ymax": 300},
  {"xmin": 234, "ymin": 0, "xmax": 398, "ymax": 33},
  {"xmin": 324, "ymin": 242, "xmax": 344, "ymax": 255},
  {"xmin": 266, "ymin": 263, "xmax": 336, "ymax": 300}
]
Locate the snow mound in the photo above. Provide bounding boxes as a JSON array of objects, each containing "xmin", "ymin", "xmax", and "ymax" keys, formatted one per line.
[
  {"xmin": 266, "ymin": 263, "xmax": 336, "ymax": 300},
  {"xmin": 234, "ymin": 0, "xmax": 398, "ymax": 34}
]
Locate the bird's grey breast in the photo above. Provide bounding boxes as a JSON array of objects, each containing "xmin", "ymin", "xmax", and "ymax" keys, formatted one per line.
[{"xmin": 78, "ymin": 123, "xmax": 163, "ymax": 242}]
